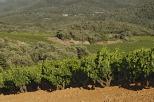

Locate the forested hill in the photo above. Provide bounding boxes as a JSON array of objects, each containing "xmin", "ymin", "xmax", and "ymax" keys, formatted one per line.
[
  {"xmin": 0, "ymin": 0, "xmax": 153, "ymax": 33},
  {"xmin": 0, "ymin": 0, "xmax": 153, "ymax": 18},
  {"xmin": 0, "ymin": 0, "xmax": 137, "ymax": 15}
]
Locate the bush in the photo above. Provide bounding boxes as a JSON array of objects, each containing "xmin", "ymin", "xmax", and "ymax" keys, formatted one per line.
[
  {"xmin": 80, "ymin": 55, "xmax": 97, "ymax": 86},
  {"xmin": 55, "ymin": 30, "xmax": 72, "ymax": 40},
  {"xmin": 76, "ymin": 46, "xmax": 89, "ymax": 59},
  {"xmin": 26, "ymin": 66, "xmax": 42, "ymax": 90},
  {"xmin": 30, "ymin": 41, "xmax": 56, "ymax": 62},
  {"xmin": 0, "ymin": 53, "xmax": 9, "ymax": 69},
  {"xmin": 0, "ymin": 47, "xmax": 154, "ymax": 94},
  {"xmin": 95, "ymin": 48, "xmax": 122, "ymax": 87},
  {"xmin": 2, "ymin": 66, "xmax": 42, "ymax": 93},
  {"xmin": 11, "ymin": 55, "xmax": 34, "ymax": 67},
  {"xmin": 0, "ymin": 73, "xmax": 3, "ymax": 88},
  {"xmin": 3, "ymin": 69, "xmax": 16, "ymax": 92},
  {"xmin": 62, "ymin": 58, "xmax": 82, "ymax": 86},
  {"xmin": 42, "ymin": 60, "xmax": 72, "ymax": 90},
  {"xmin": 3, "ymin": 68, "xmax": 29, "ymax": 92},
  {"xmin": 121, "ymin": 48, "xmax": 154, "ymax": 87},
  {"xmin": 12, "ymin": 68, "xmax": 29, "ymax": 92}
]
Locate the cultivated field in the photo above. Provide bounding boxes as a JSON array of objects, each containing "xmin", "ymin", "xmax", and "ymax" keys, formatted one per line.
[
  {"xmin": 0, "ymin": 87, "xmax": 154, "ymax": 102},
  {"xmin": 0, "ymin": 0, "xmax": 154, "ymax": 102}
]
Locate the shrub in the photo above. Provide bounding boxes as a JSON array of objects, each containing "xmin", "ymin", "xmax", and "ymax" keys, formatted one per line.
[
  {"xmin": 13, "ymin": 69, "xmax": 29, "ymax": 92},
  {"xmin": 0, "ymin": 53, "xmax": 9, "ymax": 68},
  {"xmin": 30, "ymin": 41, "xmax": 56, "ymax": 63},
  {"xmin": 26, "ymin": 66, "xmax": 42, "ymax": 90},
  {"xmin": 0, "ymin": 47, "xmax": 153, "ymax": 94},
  {"xmin": 62, "ymin": 58, "xmax": 82, "ymax": 86},
  {"xmin": 76, "ymin": 46, "xmax": 89, "ymax": 59},
  {"xmin": 80, "ymin": 55, "xmax": 97, "ymax": 86},
  {"xmin": 121, "ymin": 48, "xmax": 154, "ymax": 87},
  {"xmin": 42, "ymin": 60, "xmax": 72, "ymax": 90},
  {"xmin": 3, "ymin": 69, "xmax": 16, "ymax": 92},
  {"xmin": 95, "ymin": 48, "xmax": 121, "ymax": 87},
  {"xmin": 11, "ymin": 55, "xmax": 34, "ymax": 67},
  {"xmin": 55, "ymin": 30, "xmax": 72, "ymax": 40},
  {"xmin": 65, "ymin": 57, "xmax": 80, "ymax": 72},
  {"xmin": 0, "ymin": 73, "xmax": 3, "ymax": 88},
  {"xmin": 2, "ymin": 66, "xmax": 42, "ymax": 93}
]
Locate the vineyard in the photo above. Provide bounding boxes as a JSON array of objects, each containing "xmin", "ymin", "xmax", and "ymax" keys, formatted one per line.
[
  {"xmin": 0, "ymin": 0, "xmax": 154, "ymax": 101},
  {"xmin": 0, "ymin": 47, "xmax": 154, "ymax": 94}
]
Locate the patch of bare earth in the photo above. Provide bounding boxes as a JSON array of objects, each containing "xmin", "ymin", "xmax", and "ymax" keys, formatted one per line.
[
  {"xmin": 0, "ymin": 87, "xmax": 154, "ymax": 102},
  {"xmin": 96, "ymin": 40, "xmax": 123, "ymax": 45},
  {"xmin": 47, "ymin": 37, "xmax": 90, "ymax": 46},
  {"xmin": 47, "ymin": 37, "xmax": 122, "ymax": 46}
]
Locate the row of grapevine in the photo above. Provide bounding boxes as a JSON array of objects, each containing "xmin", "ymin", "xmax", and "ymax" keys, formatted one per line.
[
  {"xmin": 0, "ymin": 48, "xmax": 154, "ymax": 94},
  {"xmin": 0, "ymin": 66, "xmax": 42, "ymax": 93}
]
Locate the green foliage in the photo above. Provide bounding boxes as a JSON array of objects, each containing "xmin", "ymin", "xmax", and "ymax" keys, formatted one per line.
[
  {"xmin": 3, "ymin": 69, "xmax": 16, "ymax": 91},
  {"xmin": 0, "ymin": 0, "xmax": 154, "ymax": 36},
  {"xmin": 0, "ymin": 47, "xmax": 154, "ymax": 93},
  {"xmin": 0, "ymin": 38, "xmax": 76, "ymax": 68},
  {"xmin": 55, "ymin": 30, "xmax": 73, "ymax": 40},
  {"xmin": 30, "ymin": 41, "xmax": 56, "ymax": 62},
  {"xmin": 12, "ymin": 68, "xmax": 29, "ymax": 92},
  {"xmin": 121, "ymin": 48, "xmax": 154, "ymax": 86},
  {"xmin": 26, "ymin": 66, "xmax": 42, "ymax": 86},
  {"xmin": 0, "ymin": 73, "xmax": 3, "ymax": 88},
  {"xmin": 95, "ymin": 48, "xmax": 122, "ymax": 87},
  {"xmin": 0, "ymin": 53, "xmax": 9, "ymax": 68},
  {"xmin": 42, "ymin": 60, "xmax": 72, "ymax": 89},
  {"xmin": 0, "ymin": 0, "xmax": 154, "ymax": 94},
  {"xmin": 2, "ymin": 68, "xmax": 29, "ymax": 92},
  {"xmin": 136, "ymin": 0, "xmax": 154, "ymax": 20},
  {"xmin": 64, "ymin": 57, "xmax": 80, "ymax": 72},
  {"xmin": 87, "ymin": 36, "xmax": 154, "ymax": 54},
  {"xmin": 80, "ymin": 55, "xmax": 97, "ymax": 85},
  {"xmin": 2, "ymin": 66, "xmax": 42, "ymax": 92},
  {"xmin": 76, "ymin": 46, "xmax": 89, "ymax": 59}
]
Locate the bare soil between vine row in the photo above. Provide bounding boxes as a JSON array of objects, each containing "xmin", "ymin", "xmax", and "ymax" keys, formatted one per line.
[{"xmin": 0, "ymin": 87, "xmax": 154, "ymax": 102}]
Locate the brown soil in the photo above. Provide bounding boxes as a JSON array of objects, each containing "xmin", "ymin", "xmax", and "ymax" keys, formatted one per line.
[
  {"xmin": 96, "ymin": 40, "xmax": 122, "ymax": 45},
  {"xmin": 47, "ymin": 37, "xmax": 90, "ymax": 46},
  {"xmin": 0, "ymin": 87, "xmax": 154, "ymax": 102},
  {"xmin": 47, "ymin": 37, "xmax": 122, "ymax": 46}
]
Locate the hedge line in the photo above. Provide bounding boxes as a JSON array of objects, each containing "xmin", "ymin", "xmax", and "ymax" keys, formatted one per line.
[{"xmin": 0, "ymin": 48, "xmax": 154, "ymax": 93}]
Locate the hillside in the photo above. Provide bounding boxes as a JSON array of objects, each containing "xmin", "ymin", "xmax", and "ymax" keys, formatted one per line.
[
  {"xmin": 0, "ymin": 1, "xmax": 154, "ymax": 100},
  {"xmin": 0, "ymin": 0, "xmax": 154, "ymax": 66},
  {"xmin": 0, "ymin": 0, "xmax": 137, "ymax": 13},
  {"xmin": 0, "ymin": 0, "xmax": 153, "ymax": 35}
]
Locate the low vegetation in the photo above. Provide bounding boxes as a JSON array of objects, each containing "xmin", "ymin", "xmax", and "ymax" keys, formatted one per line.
[
  {"xmin": 0, "ymin": 0, "xmax": 154, "ymax": 96},
  {"xmin": 0, "ymin": 38, "xmax": 80, "ymax": 68},
  {"xmin": 0, "ymin": 47, "xmax": 153, "ymax": 94}
]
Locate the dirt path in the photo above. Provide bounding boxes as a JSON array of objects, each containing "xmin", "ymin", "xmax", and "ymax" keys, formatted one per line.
[
  {"xmin": 0, "ymin": 87, "xmax": 154, "ymax": 102},
  {"xmin": 47, "ymin": 37, "xmax": 122, "ymax": 46}
]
